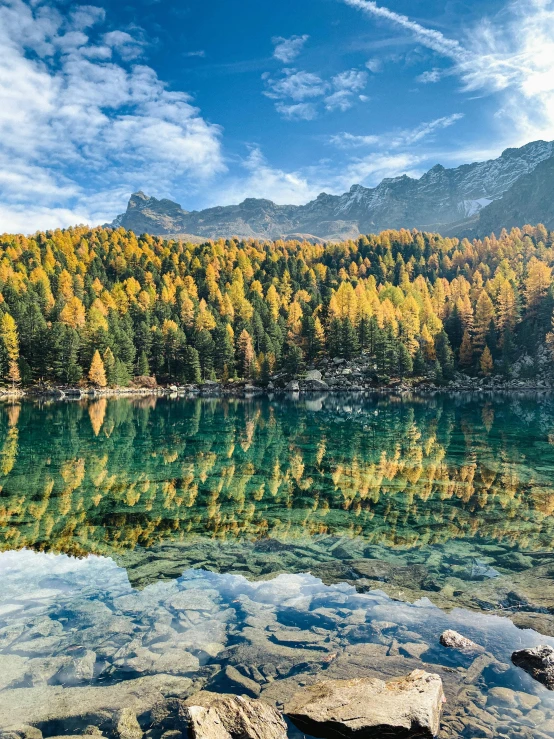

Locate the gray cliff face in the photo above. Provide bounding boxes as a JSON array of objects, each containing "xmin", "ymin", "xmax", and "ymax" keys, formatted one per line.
[{"xmin": 109, "ymin": 140, "xmax": 554, "ymax": 240}]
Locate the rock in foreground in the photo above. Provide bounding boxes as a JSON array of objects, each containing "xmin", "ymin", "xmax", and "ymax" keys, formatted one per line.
[
  {"xmin": 183, "ymin": 692, "xmax": 287, "ymax": 739},
  {"xmin": 511, "ymin": 645, "xmax": 554, "ymax": 689},
  {"xmin": 285, "ymin": 669, "xmax": 445, "ymax": 739}
]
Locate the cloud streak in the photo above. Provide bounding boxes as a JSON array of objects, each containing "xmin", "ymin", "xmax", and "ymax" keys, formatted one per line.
[{"xmin": 343, "ymin": 0, "xmax": 554, "ymax": 145}]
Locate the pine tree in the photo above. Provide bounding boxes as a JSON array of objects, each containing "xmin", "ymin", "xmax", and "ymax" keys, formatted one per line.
[
  {"xmin": 136, "ymin": 350, "xmax": 150, "ymax": 377},
  {"xmin": 103, "ymin": 347, "xmax": 116, "ymax": 386},
  {"xmin": 195, "ymin": 329, "xmax": 215, "ymax": 379},
  {"xmin": 183, "ymin": 346, "xmax": 202, "ymax": 384},
  {"xmin": 113, "ymin": 358, "xmax": 131, "ymax": 387},
  {"xmin": 435, "ymin": 331, "xmax": 455, "ymax": 380},
  {"xmin": 459, "ymin": 330, "xmax": 474, "ymax": 368},
  {"xmin": 341, "ymin": 318, "xmax": 359, "ymax": 360},
  {"xmin": 284, "ymin": 344, "xmax": 304, "ymax": 376},
  {"xmin": 89, "ymin": 350, "xmax": 107, "ymax": 387},
  {"xmin": 413, "ymin": 347, "xmax": 426, "ymax": 375},
  {"xmin": 327, "ymin": 318, "xmax": 342, "ymax": 358},
  {"xmin": 49, "ymin": 324, "xmax": 82, "ymax": 383},
  {"xmin": 213, "ymin": 325, "xmax": 235, "ymax": 375},
  {"xmin": 260, "ymin": 354, "xmax": 272, "ymax": 386},
  {"xmin": 397, "ymin": 343, "xmax": 413, "ymax": 378}
]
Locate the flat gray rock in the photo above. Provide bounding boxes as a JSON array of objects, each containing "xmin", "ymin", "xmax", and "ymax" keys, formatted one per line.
[
  {"xmin": 0, "ymin": 675, "xmax": 193, "ymax": 730},
  {"xmin": 285, "ymin": 669, "xmax": 445, "ymax": 739}
]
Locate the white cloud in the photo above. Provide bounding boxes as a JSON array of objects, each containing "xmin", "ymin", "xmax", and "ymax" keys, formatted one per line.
[
  {"xmin": 332, "ymin": 69, "xmax": 368, "ymax": 91},
  {"xmin": 326, "ymin": 69, "xmax": 368, "ymax": 110},
  {"xmin": 365, "ymin": 57, "xmax": 383, "ymax": 73},
  {"xmin": 416, "ymin": 68, "xmax": 442, "ymax": 84},
  {"xmin": 265, "ymin": 67, "xmax": 368, "ymax": 117},
  {"xmin": 325, "ymin": 90, "xmax": 354, "ymax": 111},
  {"xmin": 272, "ymin": 34, "xmax": 309, "ymax": 63},
  {"xmin": 343, "ymin": 0, "xmax": 554, "ymax": 145},
  {"xmin": 213, "ymin": 145, "xmax": 424, "ymax": 209},
  {"xmin": 339, "ymin": 152, "xmax": 422, "ymax": 188},
  {"xmin": 215, "ymin": 147, "xmax": 320, "ymax": 205},
  {"xmin": 330, "ymin": 114, "xmax": 463, "ymax": 149},
  {"xmin": 275, "ymin": 101, "xmax": 319, "ymax": 120},
  {"xmin": 264, "ymin": 69, "xmax": 327, "ymax": 101},
  {"xmin": 0, "ymin": 0, "xmax": 225, "ymax": 232}
]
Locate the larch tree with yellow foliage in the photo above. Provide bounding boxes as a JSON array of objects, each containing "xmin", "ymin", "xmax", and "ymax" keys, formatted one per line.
[{"xmin": 88, "ymin": 350, "xmax": 107, "ymax": 387}]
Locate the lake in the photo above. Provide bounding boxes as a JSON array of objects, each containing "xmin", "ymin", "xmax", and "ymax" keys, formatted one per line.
[{"xmin": 2, "ymin": 393, "xmax": 554, "ymax": 737}]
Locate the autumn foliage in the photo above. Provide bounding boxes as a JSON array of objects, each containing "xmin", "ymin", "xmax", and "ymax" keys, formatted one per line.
[{"xmin": 0, "ymin": 222, "xmax": 552, "ymax": 386}]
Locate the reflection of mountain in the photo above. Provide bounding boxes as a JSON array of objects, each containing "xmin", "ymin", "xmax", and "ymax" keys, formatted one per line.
[{"xmin": 1, "ymin": 395, "xmax": 554, "ymax": 558}]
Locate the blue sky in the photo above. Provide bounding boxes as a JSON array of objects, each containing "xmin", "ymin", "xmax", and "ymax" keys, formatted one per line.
[{"xmin": 1, "ymin": 0, "xmax": 553, "ymax": 231}]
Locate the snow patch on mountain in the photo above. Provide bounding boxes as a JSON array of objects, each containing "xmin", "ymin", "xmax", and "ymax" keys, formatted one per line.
[{"xmin": 460, "ymin": 198, "xmax": 493, "ymax": 218}]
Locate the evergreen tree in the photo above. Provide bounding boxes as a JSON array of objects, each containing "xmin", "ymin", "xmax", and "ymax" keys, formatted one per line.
[
  {"xmin": 183, "ymin": 346, "xmax": 202, "ymax": 384},
  {"xmin": 103, "ymin": 347, "xmax": 116, "ymax": 386},
  {"xmin": 341, "ymin": 318, "xmax": 359, "ymax": 360},
  {"xmin": 113, "ymin": 358, "xmax": 131, "ymax": 387},
  {"xmin": 213, "ymin": 325, "xmax": 235, "ymax": 375},
  {"xmin": 459, "ymin": 330, "xmax": 474, "ymax": 368},
  {"xmin": 327, "ymin": 318, "xmax": 342, "ymax": 358},
  {"xmin": 284, "ymin": 344, "xmax": 304, "ymax": 376},
  {"xmin": 413, "ymin": 347, "xmax": 426, "ymax": 375},
  {"xmin": 435, "ymin": 331, "xmax": 455, "ymax": 380},
  {"xmin": 195, "ymin": 330, "xmax": 215, "ymax": 379},
  {"xmin": 136, "ymin": 350, "xmax": 150, "ymax": 376},
  {"xmin": 50, "ymin": 324, "xmax": 82, "ymax": 383},
  {"xmin": 397, "ymin": 343, "xmax": 413, "ymax": 378}
]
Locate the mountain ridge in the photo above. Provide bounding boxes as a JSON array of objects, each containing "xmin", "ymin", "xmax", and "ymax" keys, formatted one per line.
[{"xmin": 109, "ymin": 139, "xmax": 554, "ymax": 240}]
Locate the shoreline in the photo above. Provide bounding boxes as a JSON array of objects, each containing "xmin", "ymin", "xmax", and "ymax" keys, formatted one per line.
[{"xmin": 0, "ymin": 377, "xmax": 553, "ymax": 401}]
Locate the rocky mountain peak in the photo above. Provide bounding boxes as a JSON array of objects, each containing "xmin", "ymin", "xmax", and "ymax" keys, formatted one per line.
[{"xmin": 109, "ymin": 138, "xmax": 554, "ymax": 241}]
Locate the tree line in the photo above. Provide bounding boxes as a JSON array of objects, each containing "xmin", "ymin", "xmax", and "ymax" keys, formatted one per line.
[{"xmin": 0, "ymin": 223, "xmax": 553, "ymax": 386}]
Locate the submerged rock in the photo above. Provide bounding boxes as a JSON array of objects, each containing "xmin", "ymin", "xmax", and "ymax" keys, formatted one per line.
[
  {"xmin": 183, "ymin": 691, "xmax": 287, "ymax": 739},
  {"xmin": 113, "ymin": 708, "xmax": 142, "ymax": 739},
  {"xmin": 0, "ymin": 674, "xmax": 193, "ymax": 730},
  {"xmin": 285, "ymin": 669, "xmax": 445, "ymax": 739},
  {"xmin": 439, "ymin": 630, "xmax": 482, "ymax": 651},
  {"xmin": 511, "ymin": 645, "xmax": 554, "ymax": 689}
]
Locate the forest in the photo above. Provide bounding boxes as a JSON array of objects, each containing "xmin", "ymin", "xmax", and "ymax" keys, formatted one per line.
[{"xmin": 0, "ymin": 223, "xmax": 553, "ymax": 386}]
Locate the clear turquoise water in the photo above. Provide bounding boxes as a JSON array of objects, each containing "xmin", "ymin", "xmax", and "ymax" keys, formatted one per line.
[{"xmin": 2, "ymin": 394, "xmax": 554, "ymax": 737}]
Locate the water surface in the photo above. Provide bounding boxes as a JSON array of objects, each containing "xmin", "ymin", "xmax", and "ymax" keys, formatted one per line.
[{"xmin": 2, "ymin": 393, "xmax": 554, "ymax": 737}]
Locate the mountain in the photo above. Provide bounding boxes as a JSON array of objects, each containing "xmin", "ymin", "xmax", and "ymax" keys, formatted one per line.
[
  {"xmin": 109, "ymin": 140, "xmax": 554, "ymax": 241},
  {"xmin": 471, "ymin": 154, "xmax": 554, "ymax": 236}
]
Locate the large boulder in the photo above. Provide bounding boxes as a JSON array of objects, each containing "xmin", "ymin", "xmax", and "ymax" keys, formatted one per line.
[
  {"xmin": 183, "ymin": 692, "xmax": 287, "ymax": 739},
  {"xmin": 285, "ymin": 670, "xmax": 445, "ymax": 739},
  {"xmin": 511, "ymin": 645, "xmax": 554, "ymax": 689},
  {"xmin": 305, "ymin": 370, "xmax": 322, "ymax": 381}
]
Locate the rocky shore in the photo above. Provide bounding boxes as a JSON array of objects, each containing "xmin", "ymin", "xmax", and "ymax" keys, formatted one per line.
[{"xmin": 1, "ymin": 364, "xmax": 553, "ymax": 403}]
